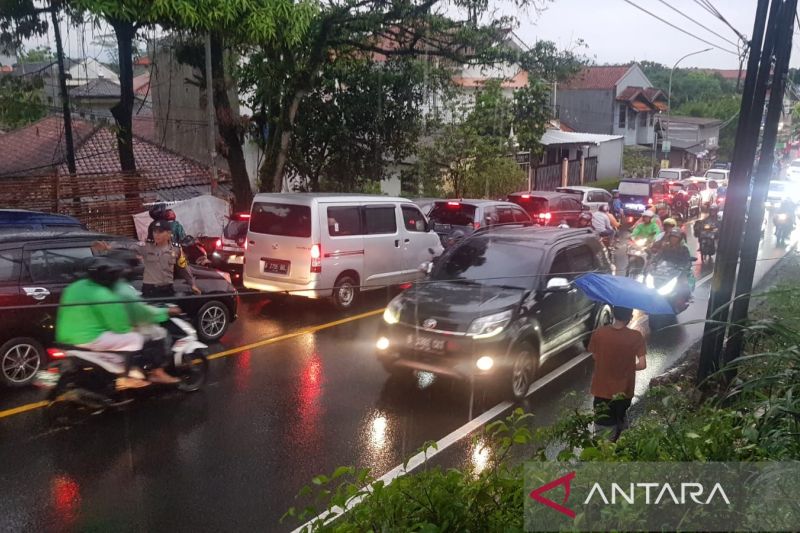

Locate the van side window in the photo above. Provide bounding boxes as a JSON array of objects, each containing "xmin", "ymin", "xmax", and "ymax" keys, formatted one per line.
[
  {"xmin": 327, "ymin": 206, "xmax": 362, "ymax": 236},
  {"xmin": 364, "ymin": 206, "xmax": 397, "ymax": 235},
  {"xmin": 401, "ymin": 206, "xmax": 427, "ymax": 232}
]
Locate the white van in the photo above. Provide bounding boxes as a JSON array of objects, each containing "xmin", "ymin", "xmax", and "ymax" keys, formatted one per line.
[{"xmin": 243, "ymin": 194, "xmax": 444, "ymax": 309}]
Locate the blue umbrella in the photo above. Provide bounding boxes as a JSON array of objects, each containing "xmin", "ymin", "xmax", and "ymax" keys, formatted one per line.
[{"xmin": 574, "ymin": 273, "xmax": 674, "ymax": 315}]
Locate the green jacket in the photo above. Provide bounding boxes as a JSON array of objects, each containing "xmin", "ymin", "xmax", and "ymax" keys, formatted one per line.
[
  {"xmin": 56, "ymin": 279, "xmax": 132, "ymax": 345},
  {"xmin": 114, "ymin": 281, "xmax": 169, "ymax": 326},
  {"xmin": 631, "ymin": 221, "xmax": 661, "ymax": 241}
]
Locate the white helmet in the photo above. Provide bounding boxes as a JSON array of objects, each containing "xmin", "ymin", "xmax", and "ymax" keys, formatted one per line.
[{"xmin": 642, "ymin": 210, "xmax": 655, "ymax": 218}]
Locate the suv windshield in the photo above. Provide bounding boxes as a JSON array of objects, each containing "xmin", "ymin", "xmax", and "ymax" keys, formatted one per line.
[
  {"xmin": 618, "ymin": 181, "xmax": 650, "ymax": 197},
  {"xmin": 429, "ymin": 203, "xmax": 477, "ymax": 227},
  {"xmin": 250, "ymin": 202, "xmax": 311, "ymax": 237},
  {"xmin": 431, "ymin": 237, "xmax": 541, "ymax": 289}
]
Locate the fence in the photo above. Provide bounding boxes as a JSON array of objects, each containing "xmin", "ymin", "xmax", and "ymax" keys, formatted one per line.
[
  {"xmin": 0, "ymin": 173, "xmax": 157, "ymax": 236},
  {"xmin": 530, "ymin": 156, "xmax": 598, "ymax": 190}
]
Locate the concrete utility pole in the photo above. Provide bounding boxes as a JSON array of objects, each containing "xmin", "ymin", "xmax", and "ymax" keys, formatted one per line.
[
  {"xmin": 205, "ymin": 34, "xmax": 219, "ymax": 196},
  {"xmin": 696, "ymin": 0, "xmax": 774, "ymax": 384},
  {"xmin": 50, "ymin": 3, "xmax": 76, "ymax": 175},
  {"xmin": 723, "ymin": 0, "xmax": 798, "ymax": 367}
]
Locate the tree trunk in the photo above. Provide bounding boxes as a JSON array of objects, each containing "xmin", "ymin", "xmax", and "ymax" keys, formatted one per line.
[
  {"xmin": 209, "ymin": 33, "xmax": 252, "ymax": 211},
  {"xmin": 109, "ymin": 20, "xmax": 136, "ymax": 173},
  {"xmin": 260, "ymin": 92, "xmax": 304, "ymax": 192}
]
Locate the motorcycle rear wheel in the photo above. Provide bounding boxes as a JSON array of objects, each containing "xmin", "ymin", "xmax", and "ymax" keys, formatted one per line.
[{"xmin": 176, "ymin": 350, "xmax": 208, "ymax": 392}]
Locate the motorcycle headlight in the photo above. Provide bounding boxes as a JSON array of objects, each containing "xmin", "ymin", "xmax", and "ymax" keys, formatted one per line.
[
  {"xmin": 645, "ymin": 274, "xmax": 655, "ymax": 289},
  {"xmin": 657, "ymin": 277, "xmax": 678, "ymax": 296},
  {"xmin": 467, "ymin": 310, "xmax": 513, "ymax": 339},
  {"xmin": 383, "ymin": 297, "xmax": 402, "ymax": 325},
  {"xmin": 635, "ymin": 238, "xmax": 648, "ymax": 247},
  {"xmin": 777, "ymin": 214, "xmax": 788, "ymax": 222}
]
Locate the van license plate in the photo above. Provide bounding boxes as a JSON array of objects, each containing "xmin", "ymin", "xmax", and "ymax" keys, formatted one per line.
[
  {"xmin": 263, "ymin": 259, "xmax": 290, "ymax": 275},
  {"xmin": 407, "ymin": 334, "xmax": 445, "ymax": 353}
]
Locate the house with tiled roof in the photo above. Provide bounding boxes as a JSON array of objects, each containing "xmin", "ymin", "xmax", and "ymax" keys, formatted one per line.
[
  {"xmin": 558, "ymin": 63, "xmax": 667, "ymax": 147},
  {"xmin": 0, "ymin": 116, "xmax": 229, "ymax": 202}
]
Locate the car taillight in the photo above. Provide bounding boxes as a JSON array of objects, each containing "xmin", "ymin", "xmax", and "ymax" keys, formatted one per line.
[
  {"xmin": 215, "ymin": 238, "xmax": 222, "ymax": 248},
  {"xmin": 473, "ymin": 221, "xmax": 480, "ymax": 229},
  {"xmin": 47, "ymin": 348, "xmax": 66, "ymax": 360},
  {"xmin": 310, "ymin": 244, "xmax": 322, "ymax": 273},
  {"xmin": 447, "ymin": 201, "xmax": 460, "ymax": 207},
  {"xmin": 521, "ymin": 194, "xmax": 531, "ymax": 199},
  {"xmin": 538, "ymin": 212, "xmax": 552, "ymax": 221}
]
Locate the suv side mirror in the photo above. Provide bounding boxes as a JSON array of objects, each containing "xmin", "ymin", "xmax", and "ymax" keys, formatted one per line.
[{"xmin": 546, "ymin": 277, "xmax": 572, "ymax": 292}]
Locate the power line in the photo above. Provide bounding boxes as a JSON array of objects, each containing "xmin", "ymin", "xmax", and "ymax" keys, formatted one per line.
[
  {"xmin": 622, "ymin": 0, "xmax": 740, "ymax": 56},
  {"xmin": 655, "ymin": 0, "xmax": 741, "ymax": 48},
  {"xmin": 694, "ymin": 0, "xmax": 749, "ymax": 44}
]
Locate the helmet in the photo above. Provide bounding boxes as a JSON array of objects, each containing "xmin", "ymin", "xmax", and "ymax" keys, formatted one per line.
[
  {"xmin": 86, "ymin": 257, "xmax": 125, "ymax": 287},
  {"xmin": 708, "ymin": 203, "xmax": 719, "ymax": 213},
  {"xmin": 579, "ymin": 212, "xmax": 592, "ymax": 222},
  {"xmin": 663, "ymin": 217, "xmax": 677, "ymax": 228},
  {"xmin": 148, "ymin": 203, "xmax": 167, "ymax": 221},
  {"xmin": 599, "ymin": 204, "xmax": 609, "ymax": 212},
  {"xmin": 152, "ymin": 220, "xmax": 174, "ymax": 233},
  {"xmin": 612, "ymin": 189, "xmax": 619, "ymax": 196},
  {"xmin": 642, "ymin": 210, "xmax": 655, "ymax": 218},
  {"xmin": 668, "ymin": 228, "xmax": 683, "ymax": 239},
  {"xmin": 164, "ymin": 209, "xmax": 177, "ymax": 221}
]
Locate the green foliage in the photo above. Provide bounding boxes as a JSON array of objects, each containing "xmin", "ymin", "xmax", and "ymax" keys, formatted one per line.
[
  {"xmin": 674, "ymin": 95, "xmax": 740, "ymax": 160},
  {"xmin": 17, "ymin": 44, "xmax": 53, "ymax": 63},
  {"xmin": 0, "ymin": 0, "xmax": 49, "ymax": 54},
  {"xmin": 414, "ymin": 79, "xmax": 544, "ymax": 197},
  {"xmin": 622, "ymin": 147, "xmax": 651, "ymax": 178},
  {"xmin": 592, "ymin": 177, "xmax": 620, "ymax": 192},
  {"xmin": 0, "ymin": 75, "xmax": 46, "ymax": 130},
  {"xmin": 639, "ymin": 61, "xmax": 737, "ymax": 108}
]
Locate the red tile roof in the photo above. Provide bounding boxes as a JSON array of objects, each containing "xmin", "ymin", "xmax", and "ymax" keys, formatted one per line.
[
  {"xmin": 0, "ymin": 116, "xmax": 98, "ymax": 177},
  {"xmin": 133, "ymin": 73, "xmax": 150, "ymax": 96},
  {"xmin": 452, "ymin": 70, "xmax": 529, "ymax": 89},
  {"xmin": 562, "ymin": 65, "xmax": 632, "ymax": 90},
  {"xmin": 702, "ymin": 69, "xmax": 741, "ymax": 81}
]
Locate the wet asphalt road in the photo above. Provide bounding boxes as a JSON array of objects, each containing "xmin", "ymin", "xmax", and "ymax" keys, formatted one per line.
[{"xmin": 0, "ymin": 215, "xmax": 794, "ymax": 532}]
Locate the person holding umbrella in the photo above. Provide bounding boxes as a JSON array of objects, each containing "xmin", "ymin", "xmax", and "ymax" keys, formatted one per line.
[{"xmin": 587, "ymin": 306, "xmax": 648, "ymax": 441}]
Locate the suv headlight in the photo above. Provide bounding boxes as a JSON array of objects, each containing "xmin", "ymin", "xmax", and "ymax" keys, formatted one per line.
[
  {"xmin": 467, "ymin": 310, "xmax": 513, "ymax": 338},
  {"xmin": 383, "ymin": 297, "xmax": 402, "ymax": 324}
]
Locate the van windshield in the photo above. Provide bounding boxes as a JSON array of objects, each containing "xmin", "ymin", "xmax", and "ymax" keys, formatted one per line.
[
  {"xmin": 618, "ymin": 181, "xmax": 650, "ymax": 197},
  {"xmin": 250, "ymin": 202, "xmax": 311, "ymax": 237},
  {"xmin": 659, "ymin": 170, "xmax": 680, "ymax": 180},
  {"xmin": 705, "ymin": 171, "xmax": 727, "ymax": 181}
]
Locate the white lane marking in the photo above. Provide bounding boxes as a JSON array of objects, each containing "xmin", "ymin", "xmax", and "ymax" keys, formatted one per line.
[{"xmin": 291, "ymin": 351, "xmax": 592, "ymax": 532}]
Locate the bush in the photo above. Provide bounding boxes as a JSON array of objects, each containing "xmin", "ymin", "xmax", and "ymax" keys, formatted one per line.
[{"xmin": 592, "ymin": 177, "xmax": 620, "ymax": 192}]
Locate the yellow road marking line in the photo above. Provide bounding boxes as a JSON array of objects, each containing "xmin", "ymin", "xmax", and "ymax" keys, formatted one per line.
[{"xmin": 0, "ymin": 308, "xmax": 384, "ymax": 421}]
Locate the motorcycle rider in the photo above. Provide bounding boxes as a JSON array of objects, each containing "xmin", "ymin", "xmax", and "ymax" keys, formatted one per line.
[
  {"xmin": 651, "ymin": 218, "xmax": 681, "ymax": 253},
  {"xmin": 630, "ymin": 210, "xmax": 661, "ymax": 243},
  {"xmin": 775, "ymin": 197, "xmax": 797, "ymax": 231},
  {"xmin": 164, "ymin": 209, "xmax": 187, "ymax": 244},
  {"xmin": 56, "ymin": 257, "xmax": 181, "ymax": 387},
  {"xmin": 611, "ymin": 190, "xmax": 624, "ymax": 219},
  {"xmin": 599, "ymin": 204, "xmax": 621, "ymax": 233},
  {"xmin": 591, "ymin": 206, "xmax": 615, "ymax": 237},
  {"xmin": 576, "ymin": 212, "xmax": 594, "ymax": 229},
  {"xmin": 693, "ymin": 203, "xmax": 721, "ymax": 239},
  {"xmin": 654, "ymin": 228, "xmax": 694, "ymax": 287}
]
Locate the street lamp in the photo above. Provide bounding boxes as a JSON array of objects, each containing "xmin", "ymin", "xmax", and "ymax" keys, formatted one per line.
[{"xmin": 666, "ymin": 48, "xmax": 713, "ymax": 144}]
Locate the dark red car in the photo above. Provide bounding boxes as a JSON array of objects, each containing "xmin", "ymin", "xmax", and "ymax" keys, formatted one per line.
[{"xmin": 507, "ymin": 191, "xmax": 587, "ymax": 227}]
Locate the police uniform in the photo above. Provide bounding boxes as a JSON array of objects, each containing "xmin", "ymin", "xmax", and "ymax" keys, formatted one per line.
[{"xmin": 141, "ymin": 241, "xmax": 195, "ymax": 298}]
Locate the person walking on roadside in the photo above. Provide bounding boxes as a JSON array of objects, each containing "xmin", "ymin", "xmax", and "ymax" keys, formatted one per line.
[{"xmin": 587, "ymin": 306, "xmax": 647, "ymax": 441}]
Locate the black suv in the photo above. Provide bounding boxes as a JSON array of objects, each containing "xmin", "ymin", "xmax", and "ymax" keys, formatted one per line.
[
  {"xmin": 507, "ymin": 191, "xmax": 586, "ymax": 227},
  {"xmin": 0, "ymin": 231, "xmax": 238, "ymax": 387},
  {"xmin": 376, "ymin": 227, "xmax": 612, "ymax": 400}
]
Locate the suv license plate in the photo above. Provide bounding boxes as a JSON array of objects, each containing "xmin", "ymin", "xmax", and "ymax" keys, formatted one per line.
[
  {"xmin": 263, "ymin": 259, "xmax": 290, "ymax": 275},
  {"xmin": 227, "ymin": 255, "xmax": 244, "ymax": 264},
  {"xmin": 407, "ymin": 334, "xmax": 445, "ymax": 353}
]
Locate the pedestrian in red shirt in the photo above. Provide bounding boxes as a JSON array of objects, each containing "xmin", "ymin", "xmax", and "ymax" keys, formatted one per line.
[{"xmin": 587, "ymin": 306, "xmax": 647, "ymax": 441}]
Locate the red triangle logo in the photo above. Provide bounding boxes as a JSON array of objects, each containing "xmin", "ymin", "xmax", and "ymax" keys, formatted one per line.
[{"xmin": 529, "ymin": 471, "xmax": 576, "ymax": 518}]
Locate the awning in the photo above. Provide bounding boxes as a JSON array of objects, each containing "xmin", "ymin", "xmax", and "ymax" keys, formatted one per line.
[{"xmin": 630, "ymin": 101, "xmax": 651, "ymax": 112}]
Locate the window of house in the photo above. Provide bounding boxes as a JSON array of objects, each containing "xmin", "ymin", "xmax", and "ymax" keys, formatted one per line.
[
  {"xmin": 618, "ymin": 105, "xmax": 626, "ymax": 128},
  {"xmin": 364, "ymin": 206, "xmax": 397, "ymax": 235},
  {"xmin": 650, "ymin": 114, "xmax": 654, "ymax": 126},
  {"xmin": 639, "ymin": 112, "xmax": 647, "ymax": 126}
]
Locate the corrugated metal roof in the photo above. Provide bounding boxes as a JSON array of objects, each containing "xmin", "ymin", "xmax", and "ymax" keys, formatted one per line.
[{"xmin": 540, "ymin": 130, "xmax": 624, "ymax": 146}]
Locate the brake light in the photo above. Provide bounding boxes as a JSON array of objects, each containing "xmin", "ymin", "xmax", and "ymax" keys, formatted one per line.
[
  {"xmin": 244, "ymin": 239, "xmax": 248, "ymax": 251},
  {"xmin": 215, "ymin": 238, "xmax": 222, "ymax": 248},
  {"xmin": 47, "ymin": 348, "xmax": 66, "ymax": 360},
  {"xmin": 474, "ymin": 221, "xmax": 481, "ymax": 229},
  {"xmin": 521, "ymin": 194, "xmax": 531, "ymax": 199},
  {"xmin": 447, "ymin": 201, "xmax": 460, "ymax": 207},
  {"xmin": 538, "ymin": 212, "xmax": 552, "ymax": 221},
  {"xmin": 235, "ymin": 213, "xmax": 251, "ymax": 220},
  {"xmin": 310, "ymin": 244, "xmax": 322, "ymax": 273}
]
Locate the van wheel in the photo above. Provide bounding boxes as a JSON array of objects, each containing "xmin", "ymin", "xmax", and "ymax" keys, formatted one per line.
[
  {"xmin": 332, "ymin": 274, "xmax": 359, "ymax": 310},
  {"xmin": 506, "ymin": 342, "xmax": 538, "ymax": 401},
  {"xmin": 1, "ymin": 337, "xmax": 44, "ymax": 387}
]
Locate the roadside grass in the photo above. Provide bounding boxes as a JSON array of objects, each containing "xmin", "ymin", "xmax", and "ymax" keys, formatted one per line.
[
  {"xmin": 284, "ymin": 258, "xmax": 800, "ymax": 531},
  {"xmin": 591, "ymin": 177, "xmax": 620, "ymax": 192}
]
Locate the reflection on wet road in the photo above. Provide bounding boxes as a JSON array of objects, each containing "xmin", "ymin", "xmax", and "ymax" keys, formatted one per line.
[{"xmin": 0, "ymin": 217, "xmax": 794, "ymax": 532}]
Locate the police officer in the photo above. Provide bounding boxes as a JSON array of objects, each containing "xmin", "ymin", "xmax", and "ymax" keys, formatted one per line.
[{"xmin": 142, "ymin": 220, "xmax": 201, "ymax": 298}]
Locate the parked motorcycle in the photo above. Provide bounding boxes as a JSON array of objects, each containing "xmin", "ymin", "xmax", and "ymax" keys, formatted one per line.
[
  {"xmin": 38, "ymin": 314, "xmax": 208, "ymax": 422},
  {"xmin": 698, "ymin": 224, "xmax": 718, "ymax": 263},
  {"xmin": 774, "ymin": 212, "xmax": 794, "ymax": 246},
  {"xmin": 625, "ymin": 237, "xmax": 652, "ymax": 279}
]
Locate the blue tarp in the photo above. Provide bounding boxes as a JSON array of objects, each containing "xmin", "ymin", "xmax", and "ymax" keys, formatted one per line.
[{"xmin": 574, "ymin": 273, "xmax": 674, "ymax": 315}]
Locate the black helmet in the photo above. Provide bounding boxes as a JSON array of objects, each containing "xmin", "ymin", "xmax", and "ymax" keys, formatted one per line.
[
  {"xmin": 152, "ymin": 220, "xmax": 175, "ymax": 233},
  {"xmin": 87, "ymin": 257, "xmax": 124, "ymax": 287},
  {"xmin": 149, "ymin": 203, "xmax": 167, "ymax": 221},
  {"xmin": 579, "ymin": 212, "xmax": 592, "ymax": 222},
  {"xmin": 668, "ymin": 228, "xmax": 683, "ymax": 239},
  {"xmin": 599, "ymin": 204, "xmax": 609, "ymax": 212}
]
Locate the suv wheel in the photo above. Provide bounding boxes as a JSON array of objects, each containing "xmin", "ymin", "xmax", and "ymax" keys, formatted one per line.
[
  {"xmin": 332, "ymin": 274, "xmax": 359, "ymax": 310},
  {"xmin": 196, "ymin": 301, "xmax": 230, "ymax": 342},
  {"xmin": 507, "ymin": 342, "xmax": 538, "ymax": 401},
  {"xmin": 1, "ymin": 337, "xmax": 44, "ymax": 387}
]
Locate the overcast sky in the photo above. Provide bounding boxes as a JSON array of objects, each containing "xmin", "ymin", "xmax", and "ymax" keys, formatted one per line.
[{"xmin": 514, "ymin": 0, "xmax": 800, "ymax": 69}]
